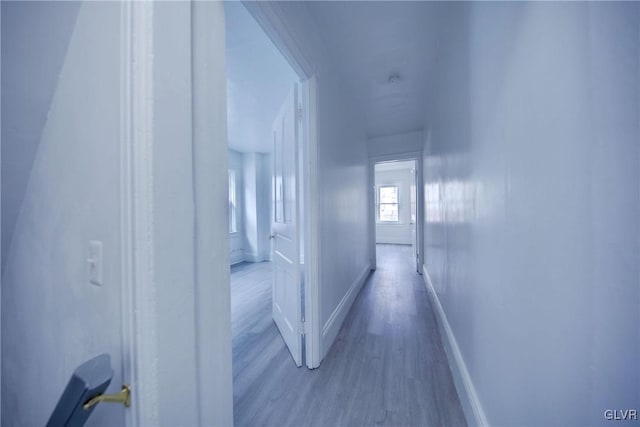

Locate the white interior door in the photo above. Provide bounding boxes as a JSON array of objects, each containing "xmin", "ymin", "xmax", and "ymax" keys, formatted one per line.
[{"xmin": 272, "ymin": 83, "xmax": 303, "ymax": 367}]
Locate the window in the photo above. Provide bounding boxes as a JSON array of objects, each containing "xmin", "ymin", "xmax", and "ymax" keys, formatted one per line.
[
  {"xmin": 229, "ymin": 170, "xmax": 237, "ymax": 233},
  {"xmin": 378, "ymin": 186, "xmax": 399, "ymax": 222}
]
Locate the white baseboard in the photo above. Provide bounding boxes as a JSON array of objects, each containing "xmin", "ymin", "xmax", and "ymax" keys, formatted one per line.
[
  {"xmin": 230, "ymin": 245, "xmax": 244, "ymax": 266},
  {"xmin": 243, "ymin": 251, "xmax": 271, "ymax": 263},
  {"xmin": 321, "ymin": 262, "xmax": 371, "ymax": 358},
  {"xmin": 422, "ymin": 265, "xmax": 489, "ymax": 427},
  {"xmin": 243, "ymin": 252, "xmax": 259, "ymax": 263},
  {"xmin": 230, "ymin": 254, "xmax": 244, "ymax": 266},
  {"xmin": 259, "ymin": 250, "xmax": 271, "ymax": 262}
]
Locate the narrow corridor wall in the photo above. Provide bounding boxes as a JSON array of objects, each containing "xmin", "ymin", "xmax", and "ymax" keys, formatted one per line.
[
  {"xmin": 423, "ymin": 3, "xmax": 640, "ymax": 426},
  {"xmin": 1, "ymin": 1, "xmax": 81, "ymax": 272}
]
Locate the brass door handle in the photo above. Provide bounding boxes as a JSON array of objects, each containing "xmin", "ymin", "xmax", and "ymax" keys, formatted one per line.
[{"xmin": 83, "ymin": 385, "xmax": 131, "ymax": 411}]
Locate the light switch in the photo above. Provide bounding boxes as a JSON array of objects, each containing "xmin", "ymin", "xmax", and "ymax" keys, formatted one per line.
[{"xmin": 88, "ymin": 240, "xmax": 103, "ymax": 286}]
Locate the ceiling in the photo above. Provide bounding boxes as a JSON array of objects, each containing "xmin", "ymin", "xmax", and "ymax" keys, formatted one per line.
[
  {"xmin": 306, "ymin": 1, "xmax": 441, "ymax": 138},
  {"xmin": 224, "ymin": 2, "xmax": 298, "ymax": 153},
  {"xmin": 225, "ymin": 1, "xmax": 445, "ymax": 150}
]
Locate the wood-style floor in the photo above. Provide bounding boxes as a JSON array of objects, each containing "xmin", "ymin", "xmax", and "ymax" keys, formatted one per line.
[{"xmin": 230, "ymin": 244, "xmax": 467, "ymax": 427}]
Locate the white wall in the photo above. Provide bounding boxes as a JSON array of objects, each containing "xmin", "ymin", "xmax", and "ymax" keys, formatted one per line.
[
  {"xmin": 229, "ymin": 149, "xmax": 272, "ymax": 265},
  {"xmin": 152, "ymin": 3, "xmax": 202, "ymax": 422},
  {"xmin": 242, "ymin": 152, "xmax": 272, "ymax": 263},
  {"xmin": 190, "ymin": 1, "xmax": 234, "ymax": 422},
  {"xmin": 256, "ymin": 153, "xmax": 272, "ymax": 262},
  {"xmin": 229, "ymin": 149, "xmax": 244, "ymax": 265},
  {"xmin": 242, "ymin": 153, "xmax": 257, "ymax": 260},
  {"xmin": 423, "ymin": 3, "xmax": 640, "ymax": 426},
  {"xmin": 368, "ymin": 130, "xmax": 423, "ymax": 158},
  {"xmin": 316, "ymin": 72, "xmax": 370, "ymax": 357},
  {"xmin": 1, "ymin": 1, "xmax": 81, "ymax": 273},
  {"xmin": 375, "ymin": 168, "xmax": 413, "ymax": 245},
  {"xmin": 1, "ymin": 3, "xmax": 124, "ymax": 425}
]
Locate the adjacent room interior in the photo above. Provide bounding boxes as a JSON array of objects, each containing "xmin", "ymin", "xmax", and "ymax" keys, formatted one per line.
[{"xmin": 223, "ymin": 1, "xmax": 302, "ymax": 416}]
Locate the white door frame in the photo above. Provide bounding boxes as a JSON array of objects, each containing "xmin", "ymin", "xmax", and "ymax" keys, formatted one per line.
[
  {"xmin": 120, "ymin": 4, "xmax": 322, "ymax": 425},
  {"xmin": 119, "ymin": 2, "xmax": 156, "ymax": 424},
  {"xmin": 242, "ymin": 1, "xmax": 321, "ymax": 370},
  {"xmin": 369, "ymin": 152, "xmax": 424, "ymax": 273},
  {"xmin": 120, "ymin": 1, "xmax": 233, "ymax": 425}
]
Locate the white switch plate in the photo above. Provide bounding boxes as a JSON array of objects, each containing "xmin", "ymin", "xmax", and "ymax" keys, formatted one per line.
[{"xmin": 88, "ymin": 240, "xmax": 103, "ymax": 286}]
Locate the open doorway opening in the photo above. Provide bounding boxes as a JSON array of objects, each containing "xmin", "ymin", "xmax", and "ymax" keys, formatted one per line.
[
  {"xmin": 369, "ymin": 153, "xmax": 423, "ymax": 275},
  {"xmin": 373, "ymin": 160, "xmax": 418, "ymax": 267},
  {"xmin": 223, "ymin": 2, "xmax": 318, "ymax": 418}
]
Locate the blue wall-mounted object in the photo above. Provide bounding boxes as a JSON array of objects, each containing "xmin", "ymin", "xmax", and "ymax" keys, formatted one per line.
[{"xmin": 46, "ymin": 354, "xmax": 113, "ymax": 427}]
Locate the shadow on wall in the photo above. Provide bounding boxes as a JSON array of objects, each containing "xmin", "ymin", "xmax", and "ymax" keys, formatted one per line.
[{"xmin": 1, "ymin": 1, "xmax": 81, "ymax": 272}]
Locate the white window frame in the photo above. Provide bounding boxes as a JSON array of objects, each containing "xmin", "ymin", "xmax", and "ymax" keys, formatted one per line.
[{"xmin": 377, "ymin": 185, "xmax": 400, "ymax": 223}]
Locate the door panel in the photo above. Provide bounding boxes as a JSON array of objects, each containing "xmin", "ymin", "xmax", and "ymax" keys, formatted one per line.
[{"xmin": 272, "ymin": 83, "xmax": 302, "ymax": 367}]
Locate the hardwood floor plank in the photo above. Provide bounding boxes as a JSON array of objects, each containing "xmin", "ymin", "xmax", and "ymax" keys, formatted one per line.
[{"xmin": 230, "ymin": 245, "xmax": 467, "ymax": 427}]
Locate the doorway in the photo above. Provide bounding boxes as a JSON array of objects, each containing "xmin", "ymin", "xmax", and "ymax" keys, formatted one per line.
[
  {"xmin": 369, "ymin": 154, "xmax": 424, "ymax": 274},
  {"xmin": 223, "ymin": 3, "xmax": 320, "ymax": 406},
  {"xmin": 114, "ymin": 2, "xmax": 319, "ymax": 423}
]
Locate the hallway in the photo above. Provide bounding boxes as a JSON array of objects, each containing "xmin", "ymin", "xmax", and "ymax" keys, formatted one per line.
[{"xmin": 231, "ymin": 245, "xmax": 466, "ymax": 426}]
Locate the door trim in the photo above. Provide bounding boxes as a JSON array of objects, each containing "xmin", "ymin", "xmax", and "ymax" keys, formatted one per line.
[
  {"xmin": 368, "ymin": 152, "xmax": 425, "ymax": 273},
  {"xmin": 120, "ymin": 1, "xmax": 158, "ymax": 425},
  {"xmin": 121, "ymin": 2, "xmax": 233, "ymax": 424},
  {"xmin": 302, "ymin": 75, "xmax": 321, "ymax": 369}
]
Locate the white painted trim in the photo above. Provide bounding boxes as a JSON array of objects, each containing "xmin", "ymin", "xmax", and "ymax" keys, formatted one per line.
[
  {"xmin": 120, "ymin": 1, "xmax": 159, "ymax": 425},
  {"xmin": 321, "ymin": 262, "xmax": 371, "ymax": 358},
  {"xmin": 422, "ymin": 266, "xmax": 489, "ymax": 427},
  {"xmin": 0, "ymin": 0, "xmax": 3, "ymax": 418},
  {"xmin": 242, "ymin": 252, "xmax": 264, "ymax": 263},
  {"xmin": 119, "ymin": 2, "xmax": 134, "ymax": 424},
  {"xmin": 303, "ymin": 75, "xmax": 321, "ymax": 369}
]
